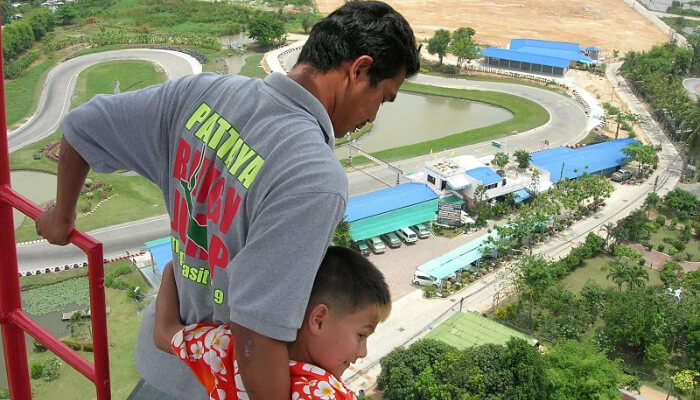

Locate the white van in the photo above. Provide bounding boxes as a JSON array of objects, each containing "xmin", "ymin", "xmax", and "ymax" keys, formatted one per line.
[
  {"xmin": 412, "ymin": 271, "xmax": 438, "ymax": 286},
  {"xmin": 396, "ymin": 227, "xmax": 417, "ymax": 244}
]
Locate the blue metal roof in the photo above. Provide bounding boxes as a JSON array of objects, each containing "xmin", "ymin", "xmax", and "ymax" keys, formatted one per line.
[
  {"xmin": 418, "ymin": 232, "xmax": 497, "ymax": 280},
  {"xmin": 465, "ymin": 166, "xmax": 503, "ymax": 185},
  {"xmin": 145, "ymin": 237, "xmax": 172, "ymax": 274},
  {"xmin": 345, "ymin": 183, "xmax": 438, "ymax": 222},
  {"xmin": 514, "ymin": 46, "xmax": 593, "ymax": 64},
  {"xmin": 510, "ymin": 38, "xmax": 581, "ymax": 52},
  {"xmin": 482, "ymin": 47, "xmax": 571, "ymax": 69},
  {"xmin": 585, "ymin": 46, "xmax": 601, "ymax": 51},
  {"xmin": 513, "ymin": 189, "xmax": 531, "ymax": 203},
  {"xmin": 530, "ymin": 138, "xmax": 638, "ymax": 183}
]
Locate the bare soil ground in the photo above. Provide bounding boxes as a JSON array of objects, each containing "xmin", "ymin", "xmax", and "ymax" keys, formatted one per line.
[{"xmin": 315, "ymin": 0, "xmax": 668, "ymax": 55}]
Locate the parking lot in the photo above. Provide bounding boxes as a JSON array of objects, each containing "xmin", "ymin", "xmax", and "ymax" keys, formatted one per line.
[{"xmin": 365, "ymin": 227, "xmax": 490, "ymax": 301}]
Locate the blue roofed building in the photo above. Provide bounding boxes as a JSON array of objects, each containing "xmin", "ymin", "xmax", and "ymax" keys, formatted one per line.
[
  {"xmin": 530, "ymin": 138, "xmax": 638, "ymax": 183},
  {"xmin": 345, "ymin": 182, "xmax": 439, "ymax": 241},
  {"xmin": 481, "ymin": 38, "xmax": 599, "ymax": 76},
  {"xmin": 417, "ymin": 231, "xmax": 497, "ymax": 282}
]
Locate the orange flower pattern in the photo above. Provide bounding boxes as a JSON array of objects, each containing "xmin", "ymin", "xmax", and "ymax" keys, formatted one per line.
[{"xmin": 172, "ymin": 323, "xmax": 357, "ymax": 400}]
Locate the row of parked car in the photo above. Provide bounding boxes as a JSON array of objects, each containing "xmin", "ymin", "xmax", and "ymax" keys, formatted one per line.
[{"xmin": 351, "ymin": 224, "xmax": 431, "ymax": 256}]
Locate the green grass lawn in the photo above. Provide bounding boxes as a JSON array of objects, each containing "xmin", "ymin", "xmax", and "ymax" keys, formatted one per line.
[
  {"xmin": 426, "ymin": 312, "xmax": 532, "ymax": 350},
  {"xmin": 11, "ymin": 60, "xmax": 168, "ymax": 243},
  {"xmin": 20, "ymin": 261, "xmax": 149, "ymax": 399},
  {"xmin": 648, "ymin": 225, "xmax": 700, "ymax": 261},
  {"xmin": 70, "ymin": 60, "xmax": 166, "ymax": 107},
  {"xmin": 238, "ymin": 53, "xmax": 266, "ymax": 78},
  {"xmin": 562, "ymin": 255, "xmax": 662, "ymax": 293},
  {"xmin": 342, "ymin": 81, "xmax": 549, "ymax": 166}
]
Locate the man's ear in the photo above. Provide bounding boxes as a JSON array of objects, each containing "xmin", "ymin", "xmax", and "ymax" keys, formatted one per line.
[
  {"xmin": 307, "ymin": 303, "xmax": 330, "ymax": 335},
  {"xmin": 348, "ymin": 55, "xmax": 374, "ymax": 85}
]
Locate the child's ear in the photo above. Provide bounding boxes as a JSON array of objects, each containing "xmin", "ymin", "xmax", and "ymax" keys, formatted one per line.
[{"xmin": 307, "ymin": 304, "xmax": 330, "ymax": 335}]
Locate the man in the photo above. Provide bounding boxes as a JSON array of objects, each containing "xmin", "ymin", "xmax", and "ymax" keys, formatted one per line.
[{"xmin": 36, "ymin": 1, "xmax": 419, "ymax": 398}]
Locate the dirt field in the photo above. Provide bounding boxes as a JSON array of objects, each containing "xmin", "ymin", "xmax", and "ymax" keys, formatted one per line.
[{"xmin": 315, "ymin": 0, "xmax": 668, "ymax": 55}]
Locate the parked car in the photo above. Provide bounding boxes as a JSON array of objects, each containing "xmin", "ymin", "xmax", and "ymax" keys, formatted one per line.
[
  {"xmin": 367, "ymin": 237, "xmax": 386, "ymax": 254},
  {"xmin": 412, "ymin": 271, "xmax": 439, "ymax": 286},
  {"xmin": 380, "ymin": 232, "xmax": 402, "ymax": 248},
  {"xmin": 396, "ymin": 227, "xmax": 417, "ymax": 244},
  {"xmin": 351, "ymin": 240, "xmax": 370, "ymax": 256},
  {"xmin": 410, "ymin": 224, "xmax": 431, "ymax": 239},
  {"xmin": 610, "ymin": 168, "xmax": 632, "ymax": 182}
]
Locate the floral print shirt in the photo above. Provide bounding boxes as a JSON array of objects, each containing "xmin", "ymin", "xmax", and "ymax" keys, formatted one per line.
[{"xmin": 171, "ymin": 323, "xmax": 357, "ymax": 400}]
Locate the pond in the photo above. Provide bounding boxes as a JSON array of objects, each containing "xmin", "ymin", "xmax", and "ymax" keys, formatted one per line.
[
  {"xmin": 10, "ymin": 170, "xmax": 57, "ymax": 231},
  {"xmin": 334, "ymin": 92, "xmax": 513, "ymax": 157}
]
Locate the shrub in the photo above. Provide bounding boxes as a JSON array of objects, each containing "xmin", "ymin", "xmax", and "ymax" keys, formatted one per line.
[
  {"xmin": 30, "ymin": 363, "xmax": 43, "ymax": 380},
  {"xmin": 423, "ymin": 285, "xmax": 437, "ymax": 298},
  {"xmin": 42, "ymin": 357, "xmax": 61, "ymax": 382},
  {"xmin": 673, "ymin": 240, "xmax": 685, "ymax": 251},
  {"xmin": 0, "ymin": 389, "xmax": 8, "ymax": 399},
  {"xmin": 656, "ymin": 215, "xmax": 666, "ymax": 226},
  {"xmin": 32, "ymin": 339, "xmax": 47, "ymax": 352},
  {"xmin": 657, "ymin": 244, "xmax": 665, "ymax": 252}
]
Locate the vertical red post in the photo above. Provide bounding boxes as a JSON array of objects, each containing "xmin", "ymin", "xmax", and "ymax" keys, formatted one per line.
[{"xmin": 0, "ymin": 15, "xmax": 33, "ymax": 400}]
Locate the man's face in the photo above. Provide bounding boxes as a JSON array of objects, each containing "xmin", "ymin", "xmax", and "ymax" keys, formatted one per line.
[{"xmin": 331, "ymin": 62, "xmax": 406, "ymax": 138}]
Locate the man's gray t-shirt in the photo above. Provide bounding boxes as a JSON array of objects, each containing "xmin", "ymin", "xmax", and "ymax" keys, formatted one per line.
[{"xmin": 61, "ymin": 72, "xmax": 348, "ymax": 399}]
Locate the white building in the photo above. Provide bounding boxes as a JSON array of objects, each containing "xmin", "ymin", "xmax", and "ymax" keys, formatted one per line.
[{"xmin": 417, "ymin": 154, "xmax": 550, "ymax": 205}]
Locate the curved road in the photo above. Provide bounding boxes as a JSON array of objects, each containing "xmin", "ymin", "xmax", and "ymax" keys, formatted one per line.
[{"xmin": 13, "ymin": 51, "xmax": 586, "ymax": 272}]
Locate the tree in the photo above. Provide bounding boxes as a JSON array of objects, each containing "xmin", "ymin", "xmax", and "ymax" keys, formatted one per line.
[
  {"xmin": 332, "ymin": 219, "xmax": 351, "ymax": 248},
  {"xmin": 427, "ymin": 29, "xmax": 450, "ymax": 65},
  {"xmin": 622, "ymin": 142, "xmax": 658, "ymax": 176},
  {"xmin": 514, "ymin": 256, "xmax": 556, "ymax": 327},
  {"xmin": 300, "ymin": 13, "xmax": 319, "ymax": 34},
  {"xmin": 448, "ymin": 27, "xmax": 479, "ymax": 67},
  {"xmin": 248, "ymin": 12, "xmax": 286, "ymax": 49},
  {"xmin": 492, "ymin": 152, "xmax": 509, "ymax": 173},
  {"xmin": 660, "ymin": 261, "xmax": 683, "ymax": 289},
  {"xmin": 606, "ymin": 258, "xmax": 631, "ymax": 291},
  {"xmin": 663, "ymin": 188, "xmax": 698, "ymax": 216},
  {"xmin": 544, "ymin": 340, "xmax": 625, "ymax": 400},
  {"xmin": 514, "ymin": 150, "xmax": 531, "ymax": 169},
  {"xmin": 55, "ymin": 5, "xmax": 77, "ymax": 25},
  {"xmin": 1, "ymin": 1, "xmax": 12, "ymax": 25}
]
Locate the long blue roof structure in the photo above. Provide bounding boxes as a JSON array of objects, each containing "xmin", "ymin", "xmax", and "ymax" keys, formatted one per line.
[
  {"xmin": 481, "ymin": 47, "xmax": 570, "ymax": 69},
  {"xmin": 510, "ymin": 38, "xmax": 582, "ymax": 52},
  {"xmin": 345, "ymin": 183, "xmax": 438, "ymax": 222},
  {"xmin": 512, "ymin": 46, "xmax": 593, "ymax": 64},
  {"xmin": 418, "ymin": 231, "xmax": 498, "ymax": 280},
  {"xmin": 530, "ymin": 138, "xmax": 638, "ymax": 183},
  {"xmin": 466, "ymin": 167, "xmax": 503, "ymax": 185}
]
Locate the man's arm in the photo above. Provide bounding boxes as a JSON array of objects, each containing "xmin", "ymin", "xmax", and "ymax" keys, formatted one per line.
[
  {"xmin": 154, "ymin": 262, "xmax": 184, "ymax": 353},
  {"xmin": 36, "ymin": 138, "xmax": 90, "ymax": 245},
  {"xmin": 229, "ymin": 323, "xmax": 290, "ymax": 400}
]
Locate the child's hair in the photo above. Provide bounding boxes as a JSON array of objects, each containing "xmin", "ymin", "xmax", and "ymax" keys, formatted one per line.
[{"xmin": 308, "ymin": 246, "xmax": 391, "ymax": 321}]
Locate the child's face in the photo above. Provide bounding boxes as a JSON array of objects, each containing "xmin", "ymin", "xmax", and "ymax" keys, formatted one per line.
[{"xmin": 311, "ymin": 305, "xmax": 380, "ymax": 379}]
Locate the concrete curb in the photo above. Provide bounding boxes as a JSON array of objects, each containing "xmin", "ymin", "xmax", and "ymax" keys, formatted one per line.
[{"xmin": 17, "ymin": 250, "xmax": 147, "ymax": 278}]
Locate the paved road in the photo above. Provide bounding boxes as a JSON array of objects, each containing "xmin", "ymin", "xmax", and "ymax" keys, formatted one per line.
[{"xmin": 14, "ymin": 55, "xmax": 587, "ymax": 272}]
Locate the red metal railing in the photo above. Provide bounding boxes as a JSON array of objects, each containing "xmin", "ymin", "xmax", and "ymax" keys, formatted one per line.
[{"xmin": 0, "ymin": 21, "xmax": 111, "ymax": 400}]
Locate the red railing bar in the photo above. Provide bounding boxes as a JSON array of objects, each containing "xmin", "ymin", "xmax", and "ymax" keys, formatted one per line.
[
  {"xmin": 0, "ymin": 16, "xmax": 110, "ymax": 399},
  {"xmin": 7, "ymin": 310, "xmax": 95, "ymax": 381}
]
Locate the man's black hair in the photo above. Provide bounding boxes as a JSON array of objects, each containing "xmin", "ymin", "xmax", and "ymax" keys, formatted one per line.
[
  {"xmin": 296, "ymin": 0, "xmax": 420, "ymax": 86},
  {"xmin": 308, "ymin": 246, "xmax": 390, "ymax": 317}
]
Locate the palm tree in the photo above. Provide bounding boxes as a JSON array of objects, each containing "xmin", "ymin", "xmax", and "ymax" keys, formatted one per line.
[
  {"xmin": 606, "ymin": 262, "xmax": 628, "ymax": 292},
  {"xmin": 625, "ymin": 264, "xmax": 649, "ymax": 289}
]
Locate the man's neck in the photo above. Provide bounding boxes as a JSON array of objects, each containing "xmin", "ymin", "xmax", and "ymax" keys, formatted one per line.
[{"xmin": 288, "ymin": 64, "xmax": 340, "ymax": 124}]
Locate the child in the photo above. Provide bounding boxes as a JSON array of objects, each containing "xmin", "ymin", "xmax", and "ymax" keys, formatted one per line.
[{"xmin": 154, "ymin": 246, "xmax": 391, "ymax": 400}]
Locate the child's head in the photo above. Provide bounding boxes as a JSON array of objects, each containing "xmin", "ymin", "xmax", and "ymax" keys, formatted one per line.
[{"xmin": 293, "ymin": 246, "xmax": 391, "ymax": 379}]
